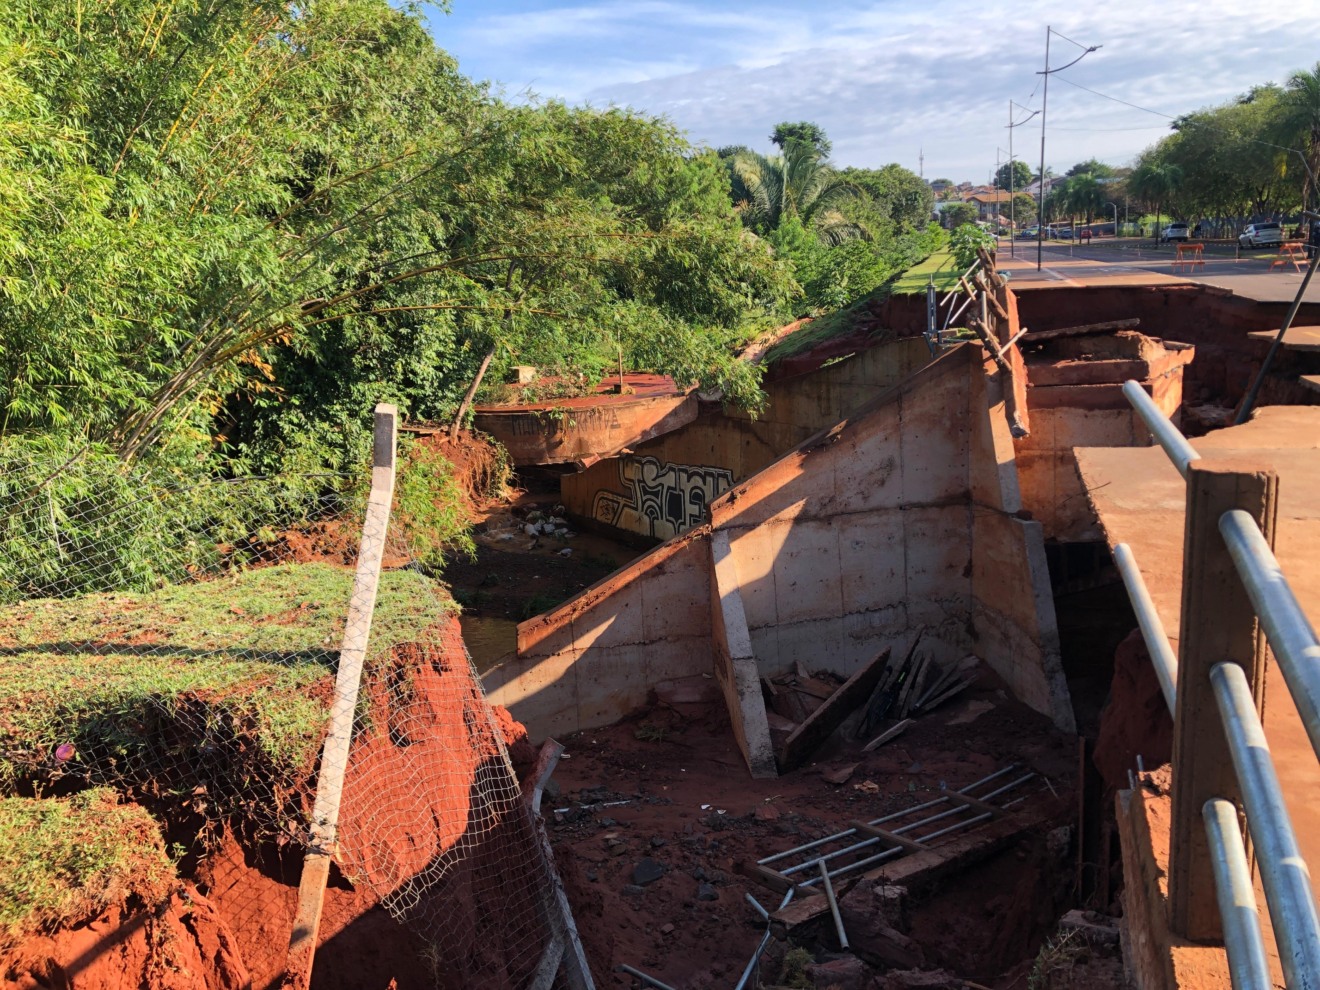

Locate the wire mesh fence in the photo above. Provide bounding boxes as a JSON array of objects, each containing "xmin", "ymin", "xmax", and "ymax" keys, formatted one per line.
[{"xmin": 0, "ymin": 426, "xmax": 568, "ymax": 988}]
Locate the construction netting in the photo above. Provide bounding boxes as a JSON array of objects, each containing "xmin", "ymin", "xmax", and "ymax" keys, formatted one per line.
[{"xmin": 0, "ymin": 436, "xmax": 567, "ymax": 989}]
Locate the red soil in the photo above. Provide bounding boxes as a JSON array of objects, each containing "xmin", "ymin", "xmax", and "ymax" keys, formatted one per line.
[
  {"xmin": 545, "ymin": 666, "xmax": 1078, "ymax": 989},
  {"xmin": 2, "ymin": 886, "xmax": 249, "ymax": 990},
  {"xmin": 4, "ymin": 615, "xmax": 546, "ymax": 990}
]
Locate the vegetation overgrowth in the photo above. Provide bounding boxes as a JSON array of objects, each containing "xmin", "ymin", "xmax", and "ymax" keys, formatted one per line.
[
  {"xmin": 0, "ymin": 563, "xmax": 454, "ymax": 797},
  {"xmin": 0, "ymin": 0, "xmax": 939, "ymax": 590},
  {"xmin": 0, "ymin": 790, "xmax": 176, "ymax": 948}
]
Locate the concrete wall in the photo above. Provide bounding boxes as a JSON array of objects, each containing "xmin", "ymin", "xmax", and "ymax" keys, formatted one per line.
[
  {"xmin": 483, "ymin": 529, "xmax": 715, "ymax": 738},
  {"xmin": 1014, "ymin": 334, "xmax": 1193, "ymax": 543},
  {"xmin": 560, "ymin": 337, "xmax": 932, "ymax": 540},
  {"xmin": 485, "ymin": 342, "xmax": 1076, "ymax": 750}
]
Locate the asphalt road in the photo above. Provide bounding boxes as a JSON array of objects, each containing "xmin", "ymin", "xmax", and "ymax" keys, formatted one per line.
[{"xmin": 997, "ymin": 238, "xmax": 1320, "ymax": 304}]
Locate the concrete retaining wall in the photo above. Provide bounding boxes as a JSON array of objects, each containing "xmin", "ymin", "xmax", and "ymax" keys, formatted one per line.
[
  {"xmin": 485, "ymin": 342, "xmax": 1076, "ymax": 756},
  {"xmin": 560, "ymin": 337, "xmax": 932, "ymax": 541}
]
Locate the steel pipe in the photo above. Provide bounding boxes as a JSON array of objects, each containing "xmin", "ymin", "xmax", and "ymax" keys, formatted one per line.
[
  {"xmin": 1220, "ymin": 509, "xmax": 1320, "ymax": 763},
  {"xmin": 1114, "ymin": 543, "xmax": 1179, "ymax": 714},
  {"xmin": 1121, "ymin": 380, "xmax": 1200, "ymax": 478},
  {"xmin": 1210, "ymin": 662, "xmax": 1320, "ymax": 988},
  {"xmin": 787, "ymin": 772, "xmax": 1033, "ymax": 881},
  {"xmin": 758, "ymin": 765, "xmax": 1018, "ymax": 866},
  {"xmin": 1203, "ymin": 798, "xmax": 1272, "ymax": 990},
  {"xmin": 733, "ymin": 889, "xmax": 794, "ymax": 990},
  {"xmin": 618, "ymin": 964, "xmax": 677, "ymax": 990}
]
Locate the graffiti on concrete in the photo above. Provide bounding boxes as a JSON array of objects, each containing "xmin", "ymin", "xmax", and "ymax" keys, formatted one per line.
[{"xmin": 592, "ymin": 456, "xmax": 733, "ymax": 540}]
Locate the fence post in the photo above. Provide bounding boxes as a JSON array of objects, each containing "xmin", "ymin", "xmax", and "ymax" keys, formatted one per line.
[
  {"xmin": 285, "ymin": 403, "xmax": 397, "ymax": 988},
  {"xmin": 1168, "ymin": 458, "xmax": 1278, "ymax": 941}
]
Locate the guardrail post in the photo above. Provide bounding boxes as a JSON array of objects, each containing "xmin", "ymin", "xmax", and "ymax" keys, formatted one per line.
[{"xmin": 1169, "ymin": 458, "xmax": 1278, "ymax": 941}]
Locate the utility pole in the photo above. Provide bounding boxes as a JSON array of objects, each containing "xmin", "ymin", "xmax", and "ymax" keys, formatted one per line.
[
  {"xmin": 1035, "ymin": 28, "xmax": 1101, "ymax": 270},
  {"xmin": 1008, "ymin": 101, "xmax": 1039, "ymax": 260}
]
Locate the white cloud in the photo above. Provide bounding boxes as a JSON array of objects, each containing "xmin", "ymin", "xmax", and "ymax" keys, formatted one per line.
[{"xmin": 435, "ymin": 0, "xmax": 1320, "ymax": 179}]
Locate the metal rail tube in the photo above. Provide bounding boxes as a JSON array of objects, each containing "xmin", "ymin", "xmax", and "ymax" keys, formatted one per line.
[
  {"xmin": 1220, "ymin": 509, "xmax": 1320, "ymax": 762},
  {"xmin": 1121, "ymin": 379, "xmax": 1201, "ymax": 478},
  {"xmin": 733, "ymin": 889, "xmax": 794, "ymax": 990},
  {"xmin": 790, "ymin": 772, "xmax": 1037, "ymax": 881},
  {"xmin": 1210, "ymin": 662, "xmax": 1320, "ymax": 988},
  {"xmin": 1114, "ymin": 542, "xmax": 1179, "ymax": 714},
  {"xmin": 618, "ymin": 964, "xmax": 677, "ymax": 990},
  {"xmin": 820, "ymin": 860, "xmax": 849, "ymax": 949},
  {"xmin": 1203, "ymin": 798, "xmax": 1272, "ymax": 990},
  {"xmin": 758, "ymin": 766, "xmax": 1018, "ymax": 866}
]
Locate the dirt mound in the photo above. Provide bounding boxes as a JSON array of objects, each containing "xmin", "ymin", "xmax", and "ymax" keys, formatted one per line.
[{"xmin": 2, "ymin": 886, "xmax": 248, "ymax": 990}]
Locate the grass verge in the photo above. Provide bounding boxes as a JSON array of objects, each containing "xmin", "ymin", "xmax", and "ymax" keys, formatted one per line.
[
  {"xmin": 0, "ymin": 563, "xmax": 456, "ymax": 828},
  {"xmin": 0, "ymin": 789, "xmax": 175, "ymax": 948},
  {"xmin": 889, "ymin": 245, "xmax": 960, "ymax": 294}
]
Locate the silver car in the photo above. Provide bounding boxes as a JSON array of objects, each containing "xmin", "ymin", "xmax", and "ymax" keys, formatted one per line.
[{"xmin": 1239, "ymin": 222, "xmax": 1284, "ymax": 249}]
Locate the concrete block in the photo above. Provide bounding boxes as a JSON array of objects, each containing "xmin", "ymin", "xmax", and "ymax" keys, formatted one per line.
[
  {"xmin": 639, "ymin": 538, "xmax": 711, "ymax": 643},
  {"xmin": 832, "ymin": 430, "xmax": 903, "ymax": 513},
  {"xmin": 710, "ymin": 530, "xmax": 777, "ymax": 778},
  {"xmin": 771, "ymin": 615, "xmax": 849, "ymax": 675},
  {"xmin": 899, "ymin": 356, "xmax": 971, "ymax": 506}
]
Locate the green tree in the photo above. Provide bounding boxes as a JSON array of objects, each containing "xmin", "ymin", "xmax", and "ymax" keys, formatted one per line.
[
  {"xmin": 770, "ymin": 121, "xmax": 832, "ymax": 158},
  {"xmin": 941, "ymin": 202, "xmax": 979, "ymax": 229},
  {"xmin": 995, "ymin": 160, "xmax": 1032, "ymax": 191},
  {"xmin": 1128, "ymin": 159, "xmax": 1185, "ymax": 242},
  {"xmin": 730, "ymin": 141, "xmax": 864, "ymax": 244},
  {"xmin": 840, "ymin": 165, "xmax": 935, "ymax": 233},
  {"xmin": 1274, "ymin": 63, "xmax": 1320, "ymax": 211}
]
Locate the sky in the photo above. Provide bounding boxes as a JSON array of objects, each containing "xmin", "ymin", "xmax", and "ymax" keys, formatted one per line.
[{"xmin": 420, "ymin": 0, "xmax": 1320, "ymax": 183}]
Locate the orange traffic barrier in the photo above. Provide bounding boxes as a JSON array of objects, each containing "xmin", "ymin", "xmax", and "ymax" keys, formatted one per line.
[
  {"xmin": 1271, "ymin": 242, "xmax": 1308, "ymax": 273},
  {"xmin": 1172, "ymin": 242, "xmax": 1205, "ymax": 272}
]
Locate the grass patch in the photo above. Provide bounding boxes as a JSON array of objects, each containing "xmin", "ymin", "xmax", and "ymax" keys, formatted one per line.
[
  {"xmin": 0, "ymin": 563, "xmax": 456, "ymax": 826},
  {"xmin": 889, "ymin": 245, "xmax": 961, "ymax": 294},
  {"xmin": 763, "ymin": 246, "xmax": 960, "ymax": 366},
  {"xmin": 0, "ymin": 789, "xmax": 175, "ymax": 948}
]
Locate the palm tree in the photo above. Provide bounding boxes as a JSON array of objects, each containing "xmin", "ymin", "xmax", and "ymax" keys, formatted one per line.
[
  {"xmin": 730, "ymin": 141, "xmax": 865, "ymax": 245},
  {"xmin": 1274, "ymin": 62, "xmax": 1320, "ymax": 211},
  {"xmin": 1128, "ymin": 160, "xmax": 1183, "ymax": 245}
]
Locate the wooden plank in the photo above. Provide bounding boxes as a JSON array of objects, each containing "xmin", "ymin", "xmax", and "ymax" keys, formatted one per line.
[
  {"xmin": 778, "ymin": 647, "xmax": 891, "ymax": 771},
  {"xmin": 739, "ymin": 861, "xmax": 796, "ymax": 895},
  {"xmin": 862, "ymin": 719, "xmax": 913, "ymax": 752},
  {"xmin": 1167, "ymin": 459, "xmax": 1277, "ymax": 941},
  {"xmin": 284, "ymin": 403, "xmax": 397, "ymax": 990},
  {"xmin": 1021, "ymin": 319, "xmax": 1140, "ymax": 342},
  {"xmin": 850, "ymin": 821, "xmax": 927, "ymax": 853}
]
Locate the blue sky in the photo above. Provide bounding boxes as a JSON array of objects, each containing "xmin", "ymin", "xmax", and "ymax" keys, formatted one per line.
[{"xmin": 423, "ymin": 1, "xmax": 1320, "ymax": 182}]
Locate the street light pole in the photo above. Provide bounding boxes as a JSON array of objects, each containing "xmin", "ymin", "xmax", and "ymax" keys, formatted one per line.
[
  {"xmin": 1106, "ymin": 200, "xmax": 1118, "ymax": 237},
  {"xmin": 1008, "ymin": 101, "xmax": 1038, "ymax": 260},
  {"xmin": 1035, "ymin": 27, "xmax": 1101, "ymax": 270}
]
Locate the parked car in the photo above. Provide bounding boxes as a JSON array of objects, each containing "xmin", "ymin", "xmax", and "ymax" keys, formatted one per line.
[
  {"xmin": 1161, "ymin": 222, "xmax": 1190, "ymax": 242},
  {"xmin": 1239, "ymin": 222, "xmax": 1284, "ymax": 249},
  {"xmin": 1018, "ymin": 227, "xmax": 1040, "ymax": 240}
]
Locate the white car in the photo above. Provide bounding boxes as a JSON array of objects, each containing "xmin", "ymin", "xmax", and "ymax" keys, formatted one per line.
[
  {"xmin": 1161, "ymin": 223, "xmax": 1190, "ymax": 242},
  {"xmin": 1239, "ymin": 222, "xmax": 1284, "ymax": 249}
]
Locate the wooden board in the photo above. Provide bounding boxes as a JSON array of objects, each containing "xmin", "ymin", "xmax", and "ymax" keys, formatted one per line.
[{"xmin": 777, "ymin": 647, "xmax": 891, "ymax": 771}]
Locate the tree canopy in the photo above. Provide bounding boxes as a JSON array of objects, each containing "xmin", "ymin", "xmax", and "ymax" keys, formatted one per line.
[{"xmin": 0, "ymin": 0, "xmax": 796, "ymax": 475}]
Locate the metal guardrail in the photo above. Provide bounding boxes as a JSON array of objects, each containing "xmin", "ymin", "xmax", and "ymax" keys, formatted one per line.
[{"xmin": 1115, "ymin": 380, "xmax": 1320, "ymax": 990}]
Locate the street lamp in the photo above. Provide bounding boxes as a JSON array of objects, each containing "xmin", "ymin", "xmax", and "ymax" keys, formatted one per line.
[
  {"xmin": 1105, "ymin": 200, "xmax": 1119, "ymax": 237},
  {"xmin": 1036, "ymin": 27, "xmax": 1102, "ymax": 270},
  {"xmin": 1007, "ymin": 102, "xmax": 1039, "ymax": 259}
]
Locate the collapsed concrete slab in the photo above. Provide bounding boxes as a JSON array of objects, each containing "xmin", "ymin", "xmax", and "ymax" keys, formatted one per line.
[
  {"xmin": 1014, "ymin": 330, "xmax": 1194, "ymax": 543},
  {"xmin": 484, "ymin": 342, "xmax": 1076, "ymax": 773}
]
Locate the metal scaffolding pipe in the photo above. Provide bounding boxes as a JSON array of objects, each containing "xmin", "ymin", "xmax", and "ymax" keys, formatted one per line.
[
  {"xmin": 1220, "ymin": 509, "xmax": 1320, "ymax": 763},
  {"xmin": 758, "ymin": 765, "xmax": 1018, "ymax": 867},
  {"xmin": 1114, "ymin": 542, "xmax": 1178, "ymax": 714},
  {"xmin": 1121, "ymin": 380, "xmax": 1200, "ymax": 479},
  {"xmin": 733, "ymin": 889, "xmax": 794, "ymax": 990},
  {"xmin": 1203, "ymin": 798, "xmax": 1273, "ymax": 990},
  {"xmin": 1210, "ymin": 662, "xmax": 1320, "ymax": 989}
]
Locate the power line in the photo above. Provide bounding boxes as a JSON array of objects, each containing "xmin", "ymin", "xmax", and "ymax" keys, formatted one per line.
[
  {"xmin": 1052, "ymin": 74, "xmax": 1176, "ymax": 119},
  {"xmin": 1050, "ymin": 27, "xmax": 1094, "ymax": 52}
]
